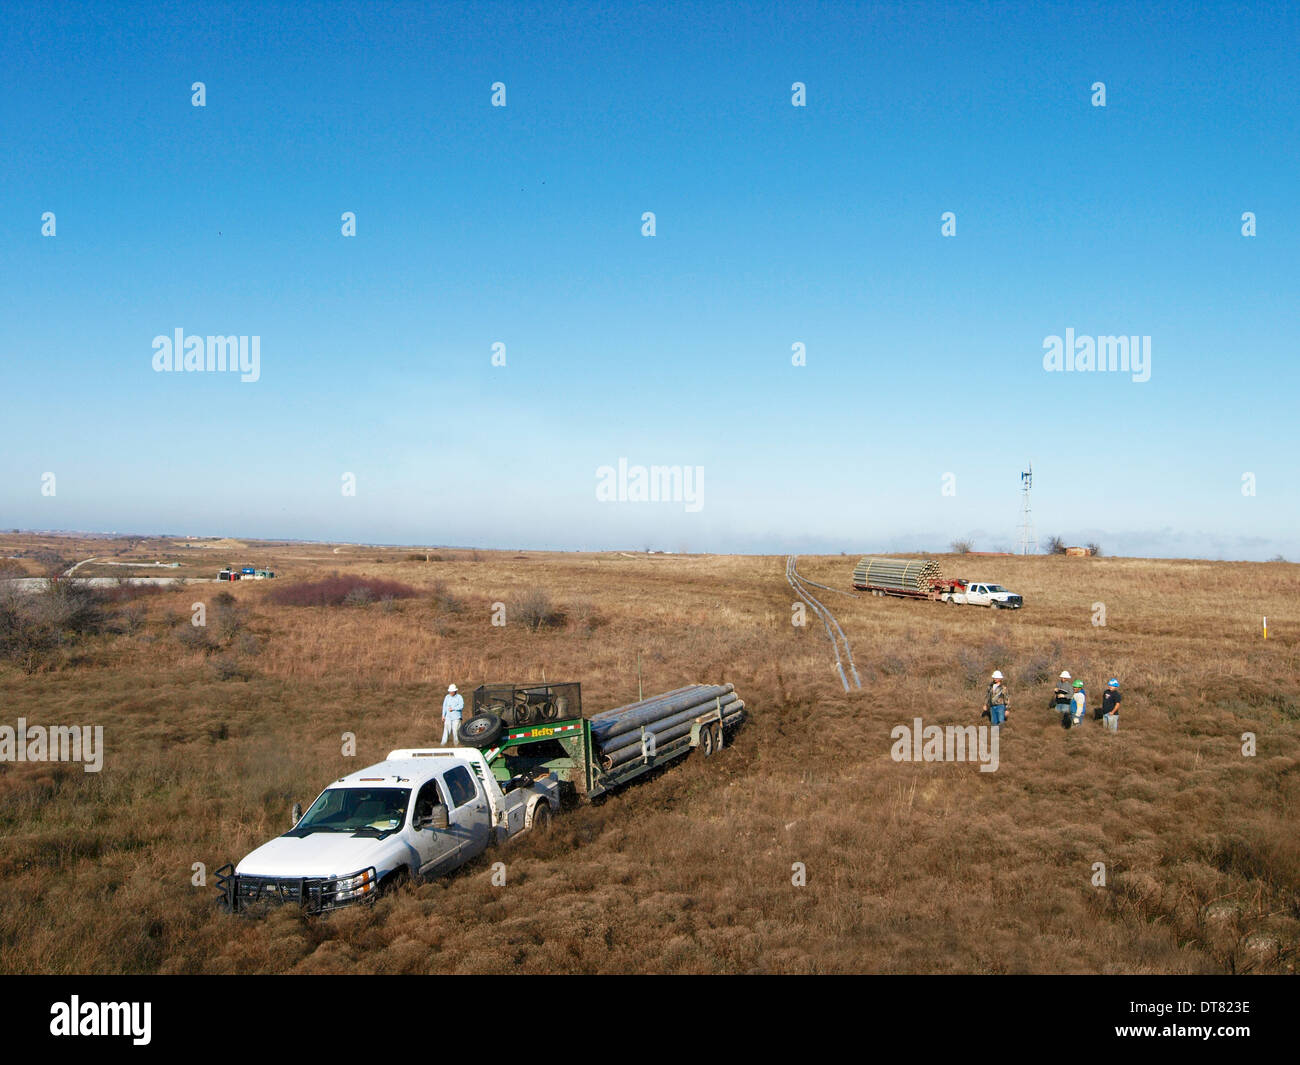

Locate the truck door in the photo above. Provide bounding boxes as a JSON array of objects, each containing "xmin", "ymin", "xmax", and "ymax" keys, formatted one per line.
[
  {"xmin": 410, "ymin": 778, "xmax": 460, "ymax": 877},
  {"xmin": 443, "ymin": 765, "xmax": 492, "ymax": 863}
]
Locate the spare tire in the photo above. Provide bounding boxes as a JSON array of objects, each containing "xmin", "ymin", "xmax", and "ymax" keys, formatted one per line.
[{"xmin": 460, "ymin": 712, "xmax": 504, "ymax": 747}]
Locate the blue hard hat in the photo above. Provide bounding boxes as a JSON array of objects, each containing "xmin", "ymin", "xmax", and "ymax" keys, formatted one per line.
[{"xmin": 1108, "ymin": 678, "xmax": 1119, "ymax": 687}]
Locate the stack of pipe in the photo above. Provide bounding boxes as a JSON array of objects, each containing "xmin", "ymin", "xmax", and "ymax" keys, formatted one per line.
[
  {"xmin": 589, "ymin": 684, "xmax": 744, "ymax": 771},
  {"xmin": 852, "ymin": 556, "xmax": 942, "ymax": 592}
]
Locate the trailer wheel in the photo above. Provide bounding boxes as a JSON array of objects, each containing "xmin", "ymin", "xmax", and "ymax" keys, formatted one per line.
[
  {"xmin": 700, "ymin": 725, "xmax": 715, "ymax": 757},
  {"xmin": 460, "ymin": 712, "xmax": 504, "ymax": 747}
]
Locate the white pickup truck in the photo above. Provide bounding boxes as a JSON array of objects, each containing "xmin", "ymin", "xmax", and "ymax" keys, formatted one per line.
[
  {"xmin": 219, "ymin": 746, "xmax": 559, "ymax": 912},
  {"xmin": 942, "ymin": 581, "xmax": 1024, "ymax": 609}
]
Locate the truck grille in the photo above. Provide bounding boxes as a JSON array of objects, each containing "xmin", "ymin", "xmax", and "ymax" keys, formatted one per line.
[{"xmin": 219, "ymin": 870, "xmax": 345, "ymax": 913}]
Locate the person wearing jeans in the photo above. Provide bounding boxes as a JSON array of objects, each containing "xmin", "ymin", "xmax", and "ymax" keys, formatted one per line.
[
  {"xmin": 1101, "ymin": 678, "xmax": 1121, "ymax": 731},
  {"xmin": 986, "ymin": 670, "xmax": 1009, "ymax": 727},
  {"xmin": 1068, "ymin": 679, "xmax": 1086, "ymax": 728},
  {"xmin": 1051, "ymin": 670, "xmax": 1073, "ymax": 719}
]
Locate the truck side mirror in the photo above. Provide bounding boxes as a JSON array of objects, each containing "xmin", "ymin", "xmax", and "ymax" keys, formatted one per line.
[
  {"xmin": 430, "ymin": 804, "xmax": 449, "ymax": 830},
  {"xmin": 291, "ymin": 802, "xmax": 302, "ymax": 827}
]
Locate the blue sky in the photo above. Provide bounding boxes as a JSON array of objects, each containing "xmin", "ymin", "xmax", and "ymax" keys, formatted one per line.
[{"xmin": 2, "ymin": 0, "xmax": 1297, "ymax": 558}]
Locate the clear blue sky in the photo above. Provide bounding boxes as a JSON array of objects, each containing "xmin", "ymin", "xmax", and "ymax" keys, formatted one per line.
[{"xmin": 2, "ymin": 1, "xmax": 1297, "ymax": 558}]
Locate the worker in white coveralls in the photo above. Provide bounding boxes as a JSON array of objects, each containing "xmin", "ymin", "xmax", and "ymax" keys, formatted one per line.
[{"xmin": 441, "ymin": 684, "xmax": 464, "ymax": 745}]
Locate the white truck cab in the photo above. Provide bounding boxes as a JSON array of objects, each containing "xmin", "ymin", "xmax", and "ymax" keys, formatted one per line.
[
  {"xmin": 222, "ymin": 747, "xmax": 559, "ymax": 912},
  {"xmin": 945, "ymin": 582, "xmax": 1024, "ymax": 609}
]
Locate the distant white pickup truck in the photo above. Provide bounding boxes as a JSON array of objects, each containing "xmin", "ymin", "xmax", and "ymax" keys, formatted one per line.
[
  {"xmin": 219, "ymin": 747, "xmax": 559, "ymax": 912},
  {"xmin": 942, "ymin": 581, "xmax": 1024, "ymax": 609}
]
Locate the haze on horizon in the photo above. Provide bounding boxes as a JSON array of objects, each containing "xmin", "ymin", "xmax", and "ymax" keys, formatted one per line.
[{"xmin": 3, "ymin": 2, "xmax": 1296, "ymax": 562}]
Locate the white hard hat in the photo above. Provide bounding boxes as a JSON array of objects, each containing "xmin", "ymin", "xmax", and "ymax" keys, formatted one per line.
[
  {"xmin": 1059, "ymin": 671, "xmax": 1071, "ymax": 680},
  {"xmin": 991, "ymin": 670, "xmax": 1003, "ymax": 680},
  {"xmin": 447, "ymin": 684, "xmax": 457, "ymax": 693}
]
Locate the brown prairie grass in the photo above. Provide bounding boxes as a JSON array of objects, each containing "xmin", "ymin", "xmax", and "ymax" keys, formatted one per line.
[{"xmin": 0, "ymin": 538, "xmax": 1297, "ymax": 973}]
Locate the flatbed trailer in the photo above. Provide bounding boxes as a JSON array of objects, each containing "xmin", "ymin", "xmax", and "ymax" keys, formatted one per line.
[
  {"xmin": 856, "ymin": 578, "xmax": 965, "ymax": 601},
  {"xmin": 479, "ymin": 696, "xmax": 738, "ymax": 801}
]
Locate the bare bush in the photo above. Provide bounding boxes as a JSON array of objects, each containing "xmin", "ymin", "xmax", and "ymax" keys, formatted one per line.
[
  {"xmin": 32, "ymin": 551, "xmax": 71, "ymax": 577},
  {"xmin": 213, "ymin": 603, "xmax": 248, "ymax": 642},
  {"xmin": 268, "ymin": 574, "xmax": 418, "ymax": 607},
  {"xmin": 516, "ymin": 587, "xmax": 565, "ymax": 631},
  {"xmin": 566, "ymin": 598, "xmax": 606, "ymax": 634},
  {"xmin": 431, "ymin": 581, "xmax": 465, "ymax": 616},
  {"xmin": 0, "ymin": 580, "xmax": 111, "ymax": 671},
  {"xmin": 119, "ymin": 604, "xmax": 148, "ymax": 635},
  {"xmin": 950, "ymin": 539, "xmax": 973, "ymax": 554},
  {"xmin": 1017, "ymin": 654, "xmax": 1054, "ymax": 686},
  {"xmin": 175, "ymin": 623, "xmax": 215, "ymax": 653},
  {"xmin": 211, "ymin": 654, "xmax": 252, "ymax": 681}
]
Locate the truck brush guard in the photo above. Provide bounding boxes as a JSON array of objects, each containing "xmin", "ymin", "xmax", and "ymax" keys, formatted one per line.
[{"xmin": 215, "ymin": 863, "xmax": 377, "ymax": 914}]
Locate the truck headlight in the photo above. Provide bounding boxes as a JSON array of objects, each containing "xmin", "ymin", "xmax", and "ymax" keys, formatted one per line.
[{"xmin": 332, "ymin": 867, "xmax": 377, "ymax": 899}]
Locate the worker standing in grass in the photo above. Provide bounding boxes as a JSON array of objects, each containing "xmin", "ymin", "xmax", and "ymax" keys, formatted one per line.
[
  {"xmin": 1067, "ymin": 679, "xmax": 1087, "ymax": 729},
  {"xmin": 440, "ymin": 683, "xmax": 464, "ymax": 745},
  {"xmin": 1050, "ymin": 671, "xmax": 1073, "ymax": 720},
  {"xmin": 1101, "ymin": 678, "xmax": 1121, "ymax": 731},
  {"xmin": 984, "ymin": 670, "xmax": 1009, "ymax": 727}
]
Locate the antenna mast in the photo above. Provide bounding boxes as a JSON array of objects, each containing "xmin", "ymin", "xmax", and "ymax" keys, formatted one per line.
[{"xmin": 1017, "ymin": 463, "xmax": 1037, "ymax": 555}]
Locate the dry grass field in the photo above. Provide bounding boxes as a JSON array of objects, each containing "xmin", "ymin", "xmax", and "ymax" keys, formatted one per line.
[{"xmin": 1, "ymin": 534, "xmax": 1298, "ymax": 974}]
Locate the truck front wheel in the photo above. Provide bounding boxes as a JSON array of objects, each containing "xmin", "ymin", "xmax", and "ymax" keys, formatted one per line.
[{"xmin": 379, "ymin": 867, "xmax": 410, "ymax": 897}]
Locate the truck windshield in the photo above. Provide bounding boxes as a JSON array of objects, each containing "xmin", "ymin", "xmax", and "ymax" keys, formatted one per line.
[{"xmin": 292, "ymin": 787, "xmax": 411, "ymax": 835}]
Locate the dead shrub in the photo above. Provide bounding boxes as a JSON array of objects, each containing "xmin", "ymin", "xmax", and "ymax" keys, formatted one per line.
[
  {"xmin": 431, "ymin": 581, "xmax": 465, "ymax": 616},
  {"xmin": 268, "ymin": 575, "xmax": 418, "ymax": 607},
  {"xmin": 212, "ymin": 654, "xmax": 252, "ymax": 681},
  {"xmin": 516, "ymin": 588, "xmax": 565, "ymax": 631}
]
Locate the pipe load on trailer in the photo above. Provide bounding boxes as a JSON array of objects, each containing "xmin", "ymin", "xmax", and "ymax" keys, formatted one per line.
[
  {"xmin": 464, "ymin": 681, "xmax": 746, "ymax": 800},
  {"xmin": 590, "ymin": 684, "xmax": 743, "ymax": 770},
  {"xmin": 589, "ymin": 683, "xmax": 735, "ymax": 742},
  {"xmin": 852, "ymin": 556, "xmax": 943, "ymax": 595}
]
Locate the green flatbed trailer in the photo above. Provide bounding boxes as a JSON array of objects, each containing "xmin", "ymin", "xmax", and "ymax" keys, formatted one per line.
[{"xmin": 480, "ymin": 703, "xmax": 733, "ymax": 801}]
